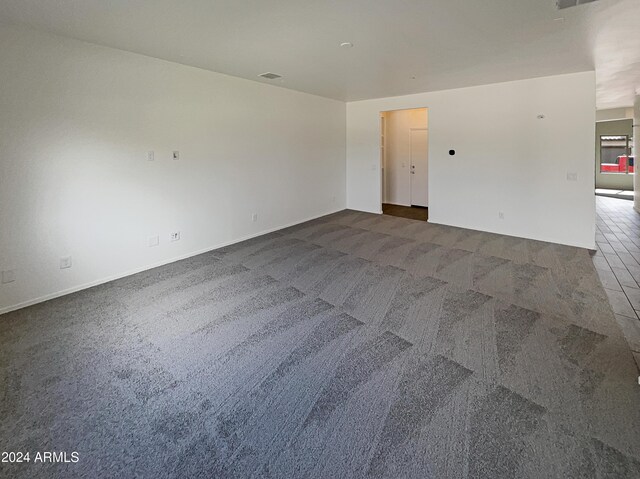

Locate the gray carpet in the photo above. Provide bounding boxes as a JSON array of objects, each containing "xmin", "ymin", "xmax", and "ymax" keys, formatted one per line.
[{"xmin": 1, "ymin": 210, "xmax": 640, "ymax": 478}]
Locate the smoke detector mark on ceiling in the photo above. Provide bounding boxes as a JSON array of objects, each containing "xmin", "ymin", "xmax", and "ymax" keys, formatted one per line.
[
  {"xmin": 557, "ymin": 0, "xmax": 598, "ymax": 10},
  {"xmin": 259, "ymin": 72, "xmax": 282, "ymax": 80}
]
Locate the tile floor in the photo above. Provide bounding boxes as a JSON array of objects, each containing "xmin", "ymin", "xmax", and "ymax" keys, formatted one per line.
[{"xmin": 593, "ymin": 195, "xmax": 640, "ymax": 369}]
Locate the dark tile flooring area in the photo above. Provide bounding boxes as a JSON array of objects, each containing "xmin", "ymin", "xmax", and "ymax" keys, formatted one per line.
[
  {"xmin": 382, "ymin": 203, "xmax": 428, "ymax": 221},
  {"xmin": 593, "ymin": 196, "xmax": 640, "ymax": 369}
]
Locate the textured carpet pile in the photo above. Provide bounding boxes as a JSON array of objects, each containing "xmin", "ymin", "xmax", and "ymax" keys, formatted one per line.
[{"xmin": 1, "ymin": 210, "xmax": 640, "ymax": 478}]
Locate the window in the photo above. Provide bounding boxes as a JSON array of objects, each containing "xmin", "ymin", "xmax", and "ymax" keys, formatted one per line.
[{"xmin": 600, "ymin": 135, "xmax": 634, "ymax": 174}]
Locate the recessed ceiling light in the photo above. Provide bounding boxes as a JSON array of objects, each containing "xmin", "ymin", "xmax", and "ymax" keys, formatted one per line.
[
  {"xmin": 340, "ymin": 42, "xmax": 354, "ymax": 48},
  {"xmin": 554, "ymin": 17, "xmax": 565, "ymax": 22},
  {"xmin": 259, "ymin": 72, "xmax": 282, "ymax": 80}
]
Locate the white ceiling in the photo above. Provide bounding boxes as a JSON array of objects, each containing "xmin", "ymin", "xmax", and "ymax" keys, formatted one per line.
[{"xmin": 1, "ymin": 0, "xmax": 639, "ymax": 107}]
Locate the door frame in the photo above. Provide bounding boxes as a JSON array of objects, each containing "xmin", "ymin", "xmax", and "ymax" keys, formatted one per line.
[{"xmin": 379, "ymin": 107, "xmax": 429, "ymax": 212}]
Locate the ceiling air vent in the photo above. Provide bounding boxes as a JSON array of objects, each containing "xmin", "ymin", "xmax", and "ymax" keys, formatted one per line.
[
  {"xmin": 259, "ymin": 72, "xmax": 282, "ymax": 80},
  {"xmin": 557, "ymin": 0, "xmax": 598, "ymax": 9}
]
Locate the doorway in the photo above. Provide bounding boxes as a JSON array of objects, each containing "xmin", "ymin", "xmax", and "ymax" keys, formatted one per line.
[
  {"xmin": 380, "ymin": 107, "xmax": 428, "ymax": 220},
  {"xmin": 595, "ymin": 118, "xmax": 634, "ymax": 200}
]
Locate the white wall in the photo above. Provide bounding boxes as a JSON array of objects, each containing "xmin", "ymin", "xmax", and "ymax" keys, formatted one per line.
[
  {"xmin": 347, "ymin": 72, "xmax": 596, "ymax": 249},
  {"xmin": 0, "ymin": 26, "xmax": 346, "ymax": 313},
  {"xmin": 384, "ymin": 109, "xmax": 428, "ymax": 206}
]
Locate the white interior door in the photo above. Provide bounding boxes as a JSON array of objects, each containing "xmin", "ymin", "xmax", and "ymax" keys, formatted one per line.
[
  {"xmin": 380, "ymin": 115, "xmax": 386, "ymax": 204},
  {"xmin": 410, "ymin": 128, "xmax": 428, "ymax": 207}
]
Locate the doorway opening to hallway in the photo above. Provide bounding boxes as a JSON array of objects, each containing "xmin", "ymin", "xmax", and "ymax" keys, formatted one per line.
[
  {"xmin": 595, "ymin": 117, "xmax": 634, "ymax": 201},
  {"xmin": 380, "ymin": 107, "xmax": 428, "ymax": 221}
]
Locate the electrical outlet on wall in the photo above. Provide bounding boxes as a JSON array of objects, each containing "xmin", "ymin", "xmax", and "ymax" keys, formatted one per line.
[
  {"xmin": 252, "ymin": 213, "xmax": 258, "ymax": 222},
  {"xmin": 173, "ymin": 151, "xmax": 180, "ymax": 161},
  {"xmin": 498, "ymin": 212, "xmax": 505, "ymax": 220},
  {"xmin": 170, "ymin": 231, "xmax": 181, "ymax": 242},
  {"xmin": 1, "ymin": 270, "xmax": 15, "ymax": 284},
  {"xmin": 60, "ymin": 256, "xmax": 72, "ymax": 269},
  {"xmin": 147, "ymin": 151, "xmax": 155, "ymax": 162},
  {"xmin": 566, "ymin": 172, "xmax": 578, "ymax": 181}
]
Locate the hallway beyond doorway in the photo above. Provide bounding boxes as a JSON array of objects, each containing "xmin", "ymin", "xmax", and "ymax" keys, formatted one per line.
[{"xmin": 380, "ymin": 108, "xmax": 428, "ymax": 209}]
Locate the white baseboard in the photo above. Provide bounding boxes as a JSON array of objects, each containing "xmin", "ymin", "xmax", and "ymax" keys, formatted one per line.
[
  {"xmin": 427, "ymin": 217, "xmax": 596, "ymax": 251},
  {"xmin": 0, "ymin": 208, "xmax": 345, "ymax": 315}
]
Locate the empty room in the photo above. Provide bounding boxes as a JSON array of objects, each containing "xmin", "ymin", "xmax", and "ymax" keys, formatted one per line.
[{"xmin": 1, "ymin": 1, "xmax": 640, "ymax": 478}]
